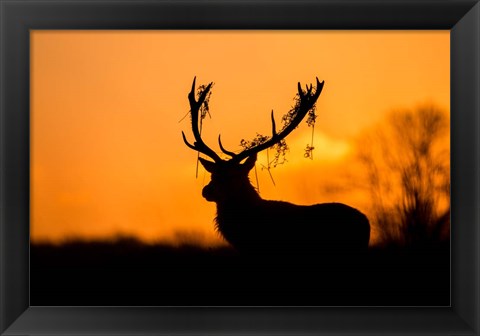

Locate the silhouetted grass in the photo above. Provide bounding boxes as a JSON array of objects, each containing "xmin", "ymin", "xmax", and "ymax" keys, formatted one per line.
[{"xmin": 31, "ymin": 237, "xmax": 449, "ymax": 306}]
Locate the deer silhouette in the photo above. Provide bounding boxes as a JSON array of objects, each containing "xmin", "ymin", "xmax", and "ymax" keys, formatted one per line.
[{"xmin": 182, "ymin": 77, "xmax": 370, "ymax": 262}]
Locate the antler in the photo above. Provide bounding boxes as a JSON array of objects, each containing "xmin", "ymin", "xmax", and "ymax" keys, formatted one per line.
[
  {"xmin": 220, "ymin": 77, "xmax": 324, "ymax": 163},
  {"xmin": 182, "ymin": 77, "xmax": 222, "ymax": 163}
]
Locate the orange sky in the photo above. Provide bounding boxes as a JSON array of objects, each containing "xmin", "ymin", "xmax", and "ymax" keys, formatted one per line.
[{"xmin": 30, "ymin": 31, "xmax": 449, "ymax": 245}]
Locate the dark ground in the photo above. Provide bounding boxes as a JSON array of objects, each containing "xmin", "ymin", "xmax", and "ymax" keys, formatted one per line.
[{"xmin": 31, "ymin": 238, "xmax": 450, "ymax": 306}]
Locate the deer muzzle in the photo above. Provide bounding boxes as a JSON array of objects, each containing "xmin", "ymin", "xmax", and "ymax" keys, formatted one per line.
[{"xmin": 202, "ymin": 184, "xmax": 216, "ymax": 202}]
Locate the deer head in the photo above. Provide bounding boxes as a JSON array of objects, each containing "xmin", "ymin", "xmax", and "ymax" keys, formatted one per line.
[{"xmin": 182, "ymin": 77, "xmax": 324, "ymax": 203}]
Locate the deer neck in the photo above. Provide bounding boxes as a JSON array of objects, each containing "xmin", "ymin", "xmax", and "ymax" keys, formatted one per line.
[
  {"xmin": 213, "ymin": 180, "xmax": 263, "ymax": 246},
  {"xmin": 216, "ymin": 181, "xmax": 261, "ymax": 212}
]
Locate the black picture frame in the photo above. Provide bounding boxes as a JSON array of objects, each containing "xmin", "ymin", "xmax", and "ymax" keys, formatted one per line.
[{"xmin": 1, "ymin": 0, "xmax": 479, "ymax": 335}]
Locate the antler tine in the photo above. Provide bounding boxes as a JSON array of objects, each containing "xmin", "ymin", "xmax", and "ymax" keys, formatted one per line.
[
  {"xmin": 218, "ymin": 135, "xmax": 237, "ymax": 157},
  {"xmin": 182, "ymin": 131, "xmax": 198, "ymax": 151},
  {"xmin": 271, "ymin": 110, "xmax": 277, "ymax": 136},
  {"xmin": 182, "ymin": 77, "xmax": 222, "ymax": 162},
  {"xmin": 230, "ymin": 78, "xmax": 324, "ymax": 164}
]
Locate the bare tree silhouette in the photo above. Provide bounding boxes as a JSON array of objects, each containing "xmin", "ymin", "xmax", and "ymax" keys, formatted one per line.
[
  {"xmin": 182, "ymin": 77, "xmax": 370, "ymax": 263},
  {"xmin": 356, "ymin": 105, "xmax": 450, "ymax": 246}
]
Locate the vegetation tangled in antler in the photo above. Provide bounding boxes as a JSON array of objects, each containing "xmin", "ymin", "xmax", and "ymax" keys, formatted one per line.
[
  {"xmin": 238, "ymin": 88, "xmax": 319, "ymax": 168},
  {"xmin": 196, "ymin": 84, "xmax": 213, "ymax": 122}
]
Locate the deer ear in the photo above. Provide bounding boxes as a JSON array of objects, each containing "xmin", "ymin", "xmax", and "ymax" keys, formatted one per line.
[
  {"xmin": 242, "ymin": 154, "xmax": 257, "ymax": 172},
  {"xmin": 199, "ymin": 157, "xmax": 216, "ymax": 173}
]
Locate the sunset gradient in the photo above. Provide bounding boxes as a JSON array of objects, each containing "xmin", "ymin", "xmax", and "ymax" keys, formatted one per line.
[{"xmin": 30, "ymin": 31, "xmax": 449, "ymax": 245}]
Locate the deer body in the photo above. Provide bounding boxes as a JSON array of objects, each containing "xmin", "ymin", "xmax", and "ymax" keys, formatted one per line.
[
  {"xmin": 201, "ymin": 156, "xmax": 370, "ymax": 259},
  {"xmin": 216, "ymin": 199, "xmax": 370, "ymax": 256},
  {"xmin": 182, "ymin": 77, "xmax": 371, "ymax": 259},
  {"xmin": 216, "ymin": 200, "xmax": 370, "ymax": 254}
]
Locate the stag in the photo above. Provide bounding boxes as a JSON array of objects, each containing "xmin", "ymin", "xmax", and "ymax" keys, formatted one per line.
[{"xmin": 182, "ymin": 77, "xmax": 370, "ymax": 262}]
